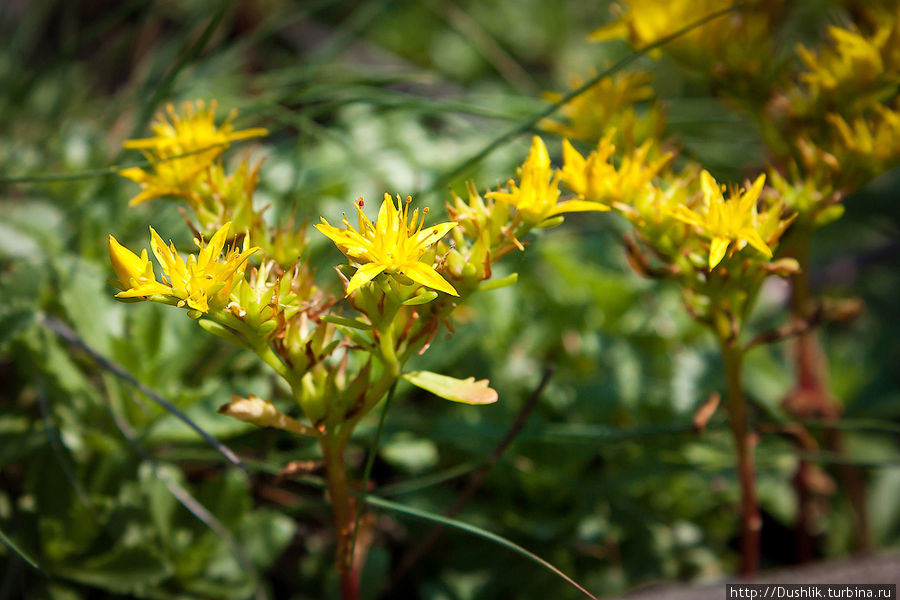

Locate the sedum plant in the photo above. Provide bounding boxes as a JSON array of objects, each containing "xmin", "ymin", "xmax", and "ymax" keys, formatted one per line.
[
  {"xmin": 518, "ymin": 0, "xmax": 900, "ymax": 575},
  {"xmin": 493, "ymin": 131, "xmax": 796, "ymax": 575},
  {"xmin": 109, "ymin": 101, "xmax": 598, "ymax": 599}
]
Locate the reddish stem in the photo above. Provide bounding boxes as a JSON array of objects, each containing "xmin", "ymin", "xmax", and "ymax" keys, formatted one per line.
[
  {"xmin": 322, "ymin": 437, "xmax": 361, "ymax": 600},
  {"xmin": 723, "ymin": 342, "xmax": 761, "ymax": 576}
]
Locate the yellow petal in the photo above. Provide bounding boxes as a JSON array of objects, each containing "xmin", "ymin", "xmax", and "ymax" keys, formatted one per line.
[
  {"xmin": 709, "ymin": 236, "xmax": 730, "ymax": 270},
  {"xmin": 527, "ymin": 136, "xmax": 550, "ymax": 170},
  {"xmin": 548, "ymin": 199, "xmax": 611, "ymax": 217},
  {"xmin": 700, "ymin": 170, "xmax": 723, "ymax": 205},
  {"xmin": 108, "ymin": 235, "xmax": 147, "ymax": 290},
  {"xmin": 414, "ymin": 221, "xmax": 457, "ymax": 247},
  {"xmin": 668, "ymin": 205, "xmax": 705, "ymax": 229},
  {"xmin": 741, "ymin": 229, "xmax": 773, "ymax": 258},
  {"xmin": 402, "ymin": 261, "xmax": 459, "ymax": 296},
  {"xmin": 346, "ymin": 263, "xmax": 387, "ymax": 296},
  {"xmin": 739, "ymin": 174, "xmax": 766, "ymax": 216}
]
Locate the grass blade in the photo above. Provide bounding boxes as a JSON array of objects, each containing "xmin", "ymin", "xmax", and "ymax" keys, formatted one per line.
[
  {"xmin": 0, "ymin": 525, "xmax": 43, "ymax": 573},
  {"xmin": 363, "ymin": 494, "xmax": 598, "ymax": 600},
  {"xmin": 42, "ymin": 316, "xmax": 246, "ymax": 472},
  {"xmin": 417, "ymin": 2, "xmax": 746, "ymax": 199}
]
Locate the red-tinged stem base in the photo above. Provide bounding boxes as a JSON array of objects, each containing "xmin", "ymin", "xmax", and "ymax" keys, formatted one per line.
[
  {"xmin": 322, "ymin": 437, "xmax": 361, "ymax": 600},
  {"xmin": 723, "ymin": 342, "xmax": 761, "ymax": 577}
]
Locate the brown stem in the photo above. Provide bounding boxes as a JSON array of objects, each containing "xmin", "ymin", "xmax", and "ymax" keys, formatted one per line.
[
  {"xmin": 322, "ymin": 436, "xmax": 360, "ymax": 600},
  {"xmin": 722, "ymin": 342, "xmax": 761, "ymax": 576},
  {"xmin": 786, "ymin": 233, "xmax": 871, "ymax": 553}
]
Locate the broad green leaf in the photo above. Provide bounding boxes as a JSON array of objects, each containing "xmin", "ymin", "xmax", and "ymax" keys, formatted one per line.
[{"xmin": 402, "ymin": 370, "xmax": 498, "ymax": 405}]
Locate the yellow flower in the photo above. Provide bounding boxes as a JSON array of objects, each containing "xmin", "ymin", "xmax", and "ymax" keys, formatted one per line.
[
  {"xmin": 113, "ymin": 222, "xmax": 259, "ymax": 313},
  {"xmin": 589, "ymin": 0, "xmax": 774, "ymax": 79},
  {"xmin": 108, "ymin": 235, "xmax": 169, "ymax": 295},
  {"xmin": 668, "ymin": 170, "xmax": 772, "ymax": 270},
  {"xmin": 486, "ymin": 137, "xmax": 609, "ymax": 226},
  {"xmin": 561, "ymin": 135, "xmax": 670, "ymax": 206},
  {"xmin": 828, "ymin": 103, "xmax": 900, "ymax": 166},
  {"xmin": 794, "ymin": 22, "xmax": 894, "ymax": 113},
  {"xmin": 119, "ymin": 100, "xmax": 267, "ymax": 206},
  {"xmin": 315, "ymin": 194, "xmax": 458, "ymax": 297},
  {"xmin": 541, "ymin": 72, "xmax": 664, "ymax": 147}
]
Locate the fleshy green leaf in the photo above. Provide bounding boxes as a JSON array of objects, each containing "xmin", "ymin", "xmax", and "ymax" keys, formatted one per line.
[
  {"xmin": 402, "ymin": 370, "xmax": 498, "ymax": 405},
  {"xmin": 322, "ymin": 314, "xmax": 375, "ymax": 330}
]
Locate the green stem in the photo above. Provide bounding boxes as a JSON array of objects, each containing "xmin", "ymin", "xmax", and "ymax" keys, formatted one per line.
[{"xmin": 721, "ymin": 339, "xmax": 760, "ymax": 576}]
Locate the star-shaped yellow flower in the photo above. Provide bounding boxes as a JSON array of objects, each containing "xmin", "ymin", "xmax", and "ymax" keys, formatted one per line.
[
  {"xmin": 316, "ymin": 194, "xmax": 458, "ymax": 297},
  {"xmin": 119, "ymin": 100, "xmax": 267, "ymax": 206},
  {"xmin": 669, "ymin": 170, "xmax": 772, "ymax": 270},
  {"xmin": 112, "ymin": 221, "xmax": 259, "ymax": 313},
  {"xmin": 486, "ymin": 136, "xmax": 609, "ymax": 226},
  {"xmin": 561, "ymin": 135, "xmax": 669, "ymax": 205}
]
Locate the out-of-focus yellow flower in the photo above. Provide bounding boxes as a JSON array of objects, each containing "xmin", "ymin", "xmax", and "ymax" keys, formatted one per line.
[
  {"xmin": 588, "ymin": 0, "xmax": 730, "ymax": 47},
  {"xmin": 114, "ymin": 221, "xmax": 259, "ymax": 313},
  {"xmin": 123, "ymin": 100, "xmax": 268, "ymax": 154},
  {"xmin": 794, "ymin": 23, "xmax": 895, "ymax": 114},
  {"xmin": 668, "ymin": 170, "xmax": 772, "ymax": 270},
  {"xmin": 486, "ymin": 137, "xmax": 609, "ymax": 226},
  {"xmin": 316, "ymin": 194, "xmax": 458, "ymax": 297},
  {"xmin": 589, "ymin": 0, "xmax": 775, "ymax": 80},
  {"xmin": 828, "ymin": 103, "xmax": 900, "ymax": 166},
  {"xmin": 119, "ymin": 100, "xmax": 267, "ymax": 206},
  {"xmin": 561, "ymin": 135, "xmax": 670, "ymax": 206},
  {"xmin": 542, "ymin": 72, "xmax": 664, "ymax": 148}
]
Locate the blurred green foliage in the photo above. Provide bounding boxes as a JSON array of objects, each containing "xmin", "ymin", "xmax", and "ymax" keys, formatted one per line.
[{"xmin": 1, "ymin": 1, "xmax": 899, "ymax": 598}]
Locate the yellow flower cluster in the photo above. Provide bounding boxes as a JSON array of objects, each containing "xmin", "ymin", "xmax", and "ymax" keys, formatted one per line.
[
  {"xmin": 109, "ymin": 222, "xmax": 258, "ymax": 314},
  {"xmin": 589, "ymin": 0, "xmax": 776, "ymax": 81},
  {"xmin": 793, "ymin": 11, "xmax": 900, "ymax": 116},
  {"xmin": 120, "ymin": 100, "xmax": 267, "ymax": 206},
  {"xmin": 486, "ymin": 137, "xmax": 608, "ymax": 227},
  {"xmin": 542, "ymin": 72, "xmax": 666, "ymax": 149}
]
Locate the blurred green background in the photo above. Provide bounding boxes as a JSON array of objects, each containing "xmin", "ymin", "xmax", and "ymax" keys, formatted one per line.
[{"xmin": 1, "ymin": 1, "xmax": 899, "ymax": 598}]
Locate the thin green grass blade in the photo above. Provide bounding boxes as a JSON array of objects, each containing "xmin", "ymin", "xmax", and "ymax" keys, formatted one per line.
[
  {"xmin": 0, "ymin": 142, "xmax": 250, "ymax": 184},
  {"xmin": 362, "ymin": 494, "xmax": 598, "ymax": 600},
  {"xmin": 377, "ymin": 460, "xmax": 481, "ymax": 497},
  {"xmin": 125, "ymin": 0, "xmax": 232, "ymax": 145},
  {"xmin": 0, "ymin": 525, "xmax": 43, "ymax": 573},
  {"xmin": 417, "ymin": 2, "xmax": 746, "ymax": 199},
  {"xmin": 41, "ymin": 316, "xmax": 246, "ymax": 472}
]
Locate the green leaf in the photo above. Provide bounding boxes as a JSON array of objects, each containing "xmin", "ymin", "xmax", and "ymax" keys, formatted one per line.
[
  {"xmin": 197, "ymin": 318, "xmax": 251, "ymax": 349},
  {"xmin": 380, "ymin": 435, "xmax": 439, "ymax": 475},
  {"xmin": 402, "ymin": 370, "xmax": 498, "ymax": 405},
  {"xmin": 0, "ymin": 306, "xmax": 36, "ymax": 352},
  {"xmin": 477, "ymin": 272, "xmax": 518, "ymax": 292},
  {"xmin": 322, "ymin": 314, "xmax": 375, "ymax": 330},
  {"xmin": 55, "ymin": 545, "xmax": 173, "ymax": 593},
  {"xmin": 402, "ymin": 290, "xmax": 438, "ymax": 305}
]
